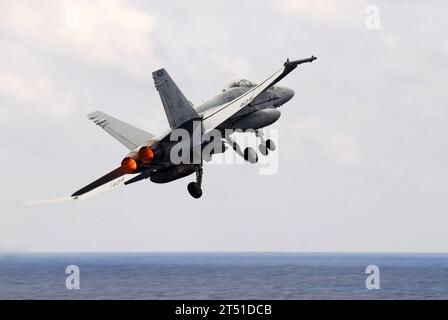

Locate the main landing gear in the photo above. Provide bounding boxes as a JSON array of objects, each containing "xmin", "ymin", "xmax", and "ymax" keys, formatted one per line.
[
  {"xmin": 225, "ymin": 129, "xmax": 276, "ymax": 164},
  {"xmin": 187, "ymin": 130, "xmax": 276, "ymax": 199},
  {"xmin": 255, "ymin": 130, "xmax": 276, "ymax": 156},
  {"xmin": 187, "ymin": 165, "xmax": 203, "ymax": 199},
  {"xmin": 225, "ymin": 135, "xmax": 259, "ymax": 164}
]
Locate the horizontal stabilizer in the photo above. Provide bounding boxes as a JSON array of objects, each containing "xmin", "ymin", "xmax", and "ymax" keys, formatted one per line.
[
  {"xmin": 71, "ymin": 167, "xmax": 128, "ymax": 197},
  {"xmin": 88, "ymin": 111, "xmax": 154, "ymax": 150}
]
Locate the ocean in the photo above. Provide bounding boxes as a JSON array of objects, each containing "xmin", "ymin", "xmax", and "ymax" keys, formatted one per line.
[{"xmin": 1, "ymin": 253, "xmax": 447, "ymax": 299}]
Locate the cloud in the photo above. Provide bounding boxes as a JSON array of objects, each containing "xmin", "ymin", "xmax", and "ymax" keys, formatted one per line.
[
  {"xmin": 0, "ymin": 0, "xmax": 447, "ymax": 253},
  {"xmin": 0, "ymin": 0, "xmax": 158, "ymax": 117},
  {"xmin": 275, "ymin": 0, "xmax": 365, "ymax": 21},
  {"xmin": 0, "ymin": 71, "xmax": 73, "ymax": 116},
  {"xmin": 288, "ymin": 117, "xmax": 361, "ymax": 167},
  {"xmin": 0, "ymin": 0, "xmax": 157, "ymax": 79},
  {"xmin": 208, "ymin": 54, "xmax": 250, "ymax": 80}
]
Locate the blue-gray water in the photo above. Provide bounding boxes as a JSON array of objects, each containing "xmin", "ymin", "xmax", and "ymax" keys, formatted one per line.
[{"xmin": 1, "ymin": 253, "xmax": 447, "ymax": 299}]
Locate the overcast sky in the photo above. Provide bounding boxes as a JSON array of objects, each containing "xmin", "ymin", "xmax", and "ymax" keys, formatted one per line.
[{"xmin": 0, "ymin": 0, "xmax": 447, "ymax": 252}]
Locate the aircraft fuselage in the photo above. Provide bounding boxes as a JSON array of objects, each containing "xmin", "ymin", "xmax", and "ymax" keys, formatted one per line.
[{"xmin": 195, "ymin": 85, "xmax": 294, "ymax": 131}]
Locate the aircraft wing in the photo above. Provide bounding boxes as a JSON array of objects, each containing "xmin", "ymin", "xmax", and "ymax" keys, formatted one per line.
[
  {"xmin": 202, "ymin": 56, "xmax": 316, "ymax": 132},
  {"xmin": 88, "ymin": 111, "xmax": 154, "ymax": 151}
]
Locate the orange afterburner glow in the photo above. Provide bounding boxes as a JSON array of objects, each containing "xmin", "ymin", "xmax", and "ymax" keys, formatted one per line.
[
  {"xmin": 121, "ymin": 157, "xmax": 137, "ymax": 174},
  {"xmin": 138, "ymin": 146, "xmax": 154, "ymax": 164}
]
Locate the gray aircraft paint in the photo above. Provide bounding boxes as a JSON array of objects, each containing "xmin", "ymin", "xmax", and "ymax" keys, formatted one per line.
[
  {"xmin": 195, "ymin": 82, "xmax": 294, "ymax": 131},
  {"xmin": 70, "ymin": 57, "xmax": 315, "ymax": 198}
]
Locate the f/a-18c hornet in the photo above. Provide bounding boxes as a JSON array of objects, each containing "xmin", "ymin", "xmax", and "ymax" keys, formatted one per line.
[{"xmin": 71, "ymin": 56, "xmax": 316, "ymax": 199}]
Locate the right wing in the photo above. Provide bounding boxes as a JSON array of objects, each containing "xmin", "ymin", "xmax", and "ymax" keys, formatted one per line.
[
  {"xmin": 202, "ymin": 56, "xmax": 316, "ymax": 132},
  {"xmin": 88, "ymin": 111, "xmax": 154, "ymax": 151}
]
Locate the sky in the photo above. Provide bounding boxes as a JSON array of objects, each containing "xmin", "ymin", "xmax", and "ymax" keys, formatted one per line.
[{"xmin": 0, "ymin": 0, "xmax": 447, "ymax": 252}]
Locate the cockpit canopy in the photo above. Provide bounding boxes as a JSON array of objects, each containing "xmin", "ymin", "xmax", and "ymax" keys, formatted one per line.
[{"xmin": 223, "ymin": 79, "xmax": 257, "ymax": 91}]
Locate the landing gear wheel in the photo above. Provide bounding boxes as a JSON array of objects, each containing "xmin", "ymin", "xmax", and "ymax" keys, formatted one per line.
[
  {"xmin": 188, "ymin": 165, "xmax": 203, "ymax": 199},
  {"xmin": 265, "ymin": 139, "xmax": 276, "ymax": 151},
  {"xmin": 259, "ymin": 144, "xmax": 269, "ymax": 156},
  {"xmin": 244, "ymin": 147, "xmax": 258, "ymax": 164},
  {"xmin": 187, "ymin": 182, "xmax": 202, "ymax": 199}
]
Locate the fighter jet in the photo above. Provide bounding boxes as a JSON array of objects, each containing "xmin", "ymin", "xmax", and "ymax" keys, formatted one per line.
[{"xmin": 72, "ymin": 56, "xmax": 316, "ymax": 199}]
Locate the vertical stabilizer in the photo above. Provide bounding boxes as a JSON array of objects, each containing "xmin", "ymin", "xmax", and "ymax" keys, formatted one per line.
[{"xmin": 152, "ymin": 68, "xmax": 199, "ymax": 128}]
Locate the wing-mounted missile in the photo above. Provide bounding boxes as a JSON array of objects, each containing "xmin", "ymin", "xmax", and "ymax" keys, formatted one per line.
[
  {"xmin": 284, "ymin": 56, "xmax": 317, "ymax": 67},
  {"xmin": 202, "ymin": 56, "xmax": 317, "ymax": 132},
  {"xmin": 268, "ymin": 55, "xmax": 317, "ymax": 88}
]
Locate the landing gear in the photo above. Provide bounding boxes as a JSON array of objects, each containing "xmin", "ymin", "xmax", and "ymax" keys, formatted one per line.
[
  {"xmin": 225, "ymin": 135, "xmax": 258, "ymax": 164},
  {"xmin": 255, "ymin": 130, "xmax": 275, "ymax": 155},
  {"xmin": 187, "ymin": 182, "xmax": 202, "ymax": 198},
  {"xmin": 265, "ymin": 139, "xmax": 276, "ymax": 151},
  {"xmin": 258, "ymin": 144, "xmax": 268, "ymax": 156},
  {"xmin": 187, "ymin": 165, "xmax": 203, "ymax": 199},
  {"xmin": 225, "ymin": 130, "xmax": 276, "ymax": 163},
  {"xmin": 243, "ymin": 147, "xmax": 258, "ymax": 163},
  {"xmin": 187, "ymin": 129, "xmax": 276, "ymax": 198}
]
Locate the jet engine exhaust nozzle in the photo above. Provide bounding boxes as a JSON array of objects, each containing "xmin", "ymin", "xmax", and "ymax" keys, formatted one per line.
[
  {"xmin": 138, "ymin": 146, "xmax": 154, "ymax": 164},
  {"xmin": 121, "ymin": 157, "xmax": 137, "ymax": 174}
]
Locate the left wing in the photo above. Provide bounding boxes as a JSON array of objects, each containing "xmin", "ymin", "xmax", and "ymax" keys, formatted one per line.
[{"xmin": 202, "ymin": 56, "xmax": 316, "ymax": 132}]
